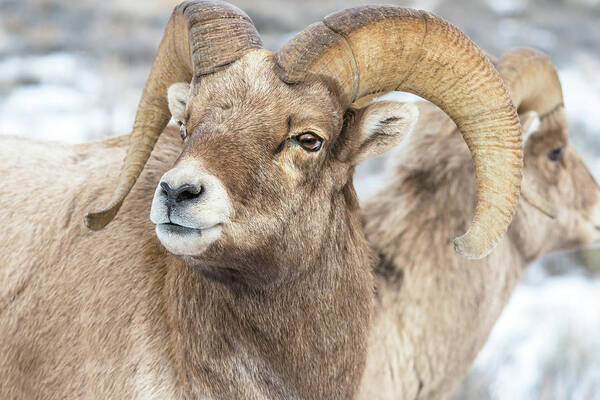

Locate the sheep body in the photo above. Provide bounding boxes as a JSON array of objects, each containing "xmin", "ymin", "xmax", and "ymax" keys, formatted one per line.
[
  {"xmin": 0, "ymin": 132, "xmax": 182, "ymax": 398},
  {"xmin": 358, "ymin": 100, "xmax": 600, "ymax": 399},
  {"xmin": 2, "ymin": 129, "xmax": 371, "ymax": 399}
]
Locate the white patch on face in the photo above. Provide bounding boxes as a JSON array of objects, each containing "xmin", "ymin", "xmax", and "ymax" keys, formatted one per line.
[
  {"xmin": 154, "ymin": 224, "xmax": 223, "ymax": 256},
  {"xmin": 520, "ymin": 111, "xmax": 541, "ymax": 144},
  {"xmin": 150, "ymin": 159, "xmax": 231, "ymax": 256}
]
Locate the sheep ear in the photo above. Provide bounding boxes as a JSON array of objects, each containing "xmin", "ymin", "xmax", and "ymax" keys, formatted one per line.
[
  {"xmin": 520, "ymin": 110, "xmax": 541, "ymax": 145},
  {"xmin": 167, "ymin": 82, "xmax": 190, "ymax": 122},
  {"xmin": 352, "ymin": 101, "xmax": 419, "ymax": 164}
]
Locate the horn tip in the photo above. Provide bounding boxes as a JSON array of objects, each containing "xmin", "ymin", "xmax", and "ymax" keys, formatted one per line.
[
  {"xmin": 84, "ymin": 206, "xmax": 120, "ymax": 231},
  {"xmin": 453, "ymin": 234, "xmax": 495, "ymax": 260}
]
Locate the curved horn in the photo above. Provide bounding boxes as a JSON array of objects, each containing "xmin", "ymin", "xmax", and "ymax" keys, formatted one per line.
[
  {"xmin": 495, "ymin": 48, "xmax": 563, "ymax": 116},
  {"xmin": 496, "ymin": 48, "xmax": 562, "ymax": 219},
  {"xmin": 85, "ymin": 1, "xmax": 262, "ymax": 230},
  {"xmin": 276, "ymin": 6, "xmax": 522, "ymax": 259}
]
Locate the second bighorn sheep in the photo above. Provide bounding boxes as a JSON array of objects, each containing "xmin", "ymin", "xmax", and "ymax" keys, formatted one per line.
[
  {"xmin": 1, "ymin": 1, "xmax": 523, "ymax": 399},
  {"xmin": 359, "ymin": 48, "xmax": 600, "ymax": 399}
]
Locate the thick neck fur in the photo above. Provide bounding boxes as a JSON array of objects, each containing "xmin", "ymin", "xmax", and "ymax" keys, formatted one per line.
[
  {"xmin": 361, "ymin": 102, "xmax": 598, "ymax": 400},
  {"xmin": 364, "ymin": 103, "xmax": 531, "ymax": 275},
  {"xmin": 161, "ymin": 199, "xmax": 372, "ymax": 399},
  {"xmin": 0, "ymin": 126, "xmax": 371, "ymax": 399},
  {"xmin": 142, "ymin": 128, "xmax": 373, "ymax": 399},
  {"xmin": 359, "ymin": 103, "xmax": 529, "ymax": 399}
]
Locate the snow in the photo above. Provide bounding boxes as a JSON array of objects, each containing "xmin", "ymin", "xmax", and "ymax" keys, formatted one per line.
[
  {"xmin": 485, "ymin": 0, "xmax": 529, "ymax": 15},
  {"xmin": 466, "ymin": 262, "xmax": 600, "ymax": 399},
  {"xmin": 0, "ymin": 45, "xmax": 599, "ymax": 400},
  {"xmin": 0, "ymin": 53, "xmax": 136, "ymax": 143},
  {"xmin": 0, "ymin": 0, "xmax": 599, "ymax": 398},
  {"xmin": 560, "ymin": 54, "xmax": 600, "ymax": 135}
]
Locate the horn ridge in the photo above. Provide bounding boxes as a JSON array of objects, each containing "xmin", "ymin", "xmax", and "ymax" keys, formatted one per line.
[
  {"xmin": 496, "ymin": 47, "xmax": 563, "ymax": 116},
  {"xmin": 85, "ymin": 1, "xmax": 263, "ymax": 230},
  {"xmin": 277, "ymin": 6, "xmax": 522, "ymax": 259}
]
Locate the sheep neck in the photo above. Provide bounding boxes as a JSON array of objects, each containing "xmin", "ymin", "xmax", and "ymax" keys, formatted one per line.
[
  {"xmin": 359, "ymin": 115, "xmax": 529, "ymax": 397},
  {"xmin": 161, "ymin": 188, "xmax": 374, "ymax": 399}
]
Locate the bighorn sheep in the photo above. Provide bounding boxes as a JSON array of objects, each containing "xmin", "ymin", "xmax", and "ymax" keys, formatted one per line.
[
  {"xmin": 0, "ymin": 1, "xmax": 524, "ymax": 398},
  {"xmin": 358, "ymin": 48, "xmax": 600, "ymax": 399}
]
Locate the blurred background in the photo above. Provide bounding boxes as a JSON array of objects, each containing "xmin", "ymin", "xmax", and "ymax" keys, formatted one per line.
[{"xmin": 0, "ymin": 0, "xmax": 598, "ymax": 398}]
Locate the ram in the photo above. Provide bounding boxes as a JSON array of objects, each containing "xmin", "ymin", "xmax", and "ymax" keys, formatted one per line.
[
  {"xmin": 358, "ymin": 48, "xmax": 600, "ymax": 399},
  {"xmin": 0, "ymin": 1, "xmax": 523, "ymax": 399}
]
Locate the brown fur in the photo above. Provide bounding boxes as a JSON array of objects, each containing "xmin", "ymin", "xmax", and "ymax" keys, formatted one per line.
[
  {"xmin": 0, "ymin": 49, "xmax": 423, "ymax": 399},
  {"xmin": 1, "ymin": 38, "xmax": 584, "ymax": 400},
  {"xmin": 0, "ymin": 126, "xmax": 372, "ymax": 399},
  {"xmin": 358, "ymin": 102, "xmax": 600, "ymax": 399}
]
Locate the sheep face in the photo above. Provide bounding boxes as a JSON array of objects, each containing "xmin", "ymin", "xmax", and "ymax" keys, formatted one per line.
[
  {"xmin": 150, "ymin": 50, "xmax": 417, "ymax": 285},
  {"xmin": 516, "ymin": 107, "xmax": 600, "ymax": 259}
]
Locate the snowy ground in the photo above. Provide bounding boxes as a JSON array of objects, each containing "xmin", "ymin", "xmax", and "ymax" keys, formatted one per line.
[
  {"xmin": 1, "ymin": 0, "xmax": 599, "ymax": 398},
  {"xmin": 0, "ymin": 52, "xmax": 139, "ymax": 143},
  {"xmin": 451, "ymin": 261, "xmax": 600, "ymax": 400}
]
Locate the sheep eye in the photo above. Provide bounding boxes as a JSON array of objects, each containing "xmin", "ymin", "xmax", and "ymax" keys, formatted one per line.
[
  {"xmin": 178, "ymin": 121, "xmax": 188, "ymax": 141},
  {"xmin": 547, "ymin": 147, "xmax": 563, "ymax": 162},
  {"xmin": 295, "ymin": 132, "xmax": 323, "ymax": 152}
]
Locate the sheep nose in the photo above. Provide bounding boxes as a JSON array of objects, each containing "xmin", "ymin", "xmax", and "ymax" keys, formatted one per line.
[{"xmin": 160, "ymin": 181, "xmax": 203, "ymax": 206}]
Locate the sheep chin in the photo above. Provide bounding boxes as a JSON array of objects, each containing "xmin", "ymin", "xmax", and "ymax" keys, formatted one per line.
[{"xmin": 155, "ymin": 223, "xmax": 223, "ymax": 256}]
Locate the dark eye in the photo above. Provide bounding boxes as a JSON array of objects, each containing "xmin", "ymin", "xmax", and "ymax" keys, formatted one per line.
[
  {"xmin": 547, "ymin": 147, "xmax": 563, "ymax": 162},
  {"xmin": 295, "ymin": 132, "xmax": 323, "ymax": 152}
]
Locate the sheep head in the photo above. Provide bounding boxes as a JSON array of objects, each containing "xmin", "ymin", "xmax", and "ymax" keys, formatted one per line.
[
  {"xmin": 497, "ymin": 48, "xmax": 600, "ymax": 257},
  {"xmin": 85, "ymin": 1, "xmax": 524, "ymax": 276},
  {"xmin": 150, "ymin": 52, "xmax": 422, "ymax": 284}
]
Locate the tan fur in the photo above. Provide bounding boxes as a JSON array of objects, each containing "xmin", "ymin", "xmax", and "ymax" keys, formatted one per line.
[
  {"xmin": 358, "ymin": 101, "xmax": 600, "ymax": 399},
  {"xmin": 0, "ymin": 49, "xmax": 424, "ymax": 399},
  {"xmin": 0, "ymin": 8, "xmax": 578, "ymax": 396},
  {"xmin": 0, "ymin": 126, "xmax": 368, "ymax": 399},
  {"xmin": 276, "ymin": 6, "xmax": 524, "ymax": 260}
]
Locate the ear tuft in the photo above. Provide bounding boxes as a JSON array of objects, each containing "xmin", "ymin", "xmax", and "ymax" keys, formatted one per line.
[
  {"xmin": 361, "ymin": 102, "xmax": 419, "ymax": 139},
  {"xmin": 520, "ymin": 110, "xmax": 540, "ymax": 144},
  {"xmin": 167, "ymin": 82, "xmax": 190, "ymax": 122},
  {"xmin": 353, "ymin": 101, "xmax": 419, "ymax": 164}
]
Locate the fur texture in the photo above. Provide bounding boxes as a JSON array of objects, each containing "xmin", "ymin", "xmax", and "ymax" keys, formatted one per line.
[
  {"xmin": 358, "ymin": 102, "xmax": 600, "ymax": 399},
  {"xmin": 0, "ymin": 50, "xmax": 419, "ymax": 399}
]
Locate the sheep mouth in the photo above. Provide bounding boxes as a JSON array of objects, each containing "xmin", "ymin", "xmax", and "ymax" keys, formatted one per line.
[
  {"xmin": 157, "ymin": 222, "xmax": 220, "ymax": 235},
  {"xmin": 160, "ymin": 222, "xmax": 201, "ymax": 235},
  {"xmin": 154, "ymin": 222, "xmax": 224, "ymax": 256}
]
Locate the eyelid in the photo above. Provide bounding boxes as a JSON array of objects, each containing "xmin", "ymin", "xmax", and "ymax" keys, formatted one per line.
[{"xmin": 291, "ymin": 128, "xmax": 327, "ymax": 141}]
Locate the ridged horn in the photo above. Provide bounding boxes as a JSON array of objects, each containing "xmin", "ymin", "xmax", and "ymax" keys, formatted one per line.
[
  {"xmin": 85, "ymin": 1, "xmax": 262, "ymax": 230},
  {"xmin": 496, "ymin": 48, "xmax": 562, "ymax": 220},
  {"xmin": 276, "ymin": 6, "xmax": 522, "ymax": 259},
  {"xmin": 495, "ymin": 48, "xmax": 563, "ymax": 116}
]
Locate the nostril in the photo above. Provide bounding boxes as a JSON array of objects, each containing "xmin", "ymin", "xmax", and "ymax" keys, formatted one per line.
[
  {"xmin": 174, "ymin": 184, "xmax": 202, "ymax": 203},
  {"xmin": 160, "ymin": 181, "xmax": 172, "ymax": 198},
  {"xmin": 159, "ymin": 182, "xmax": 202, "ymax": 204}
]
